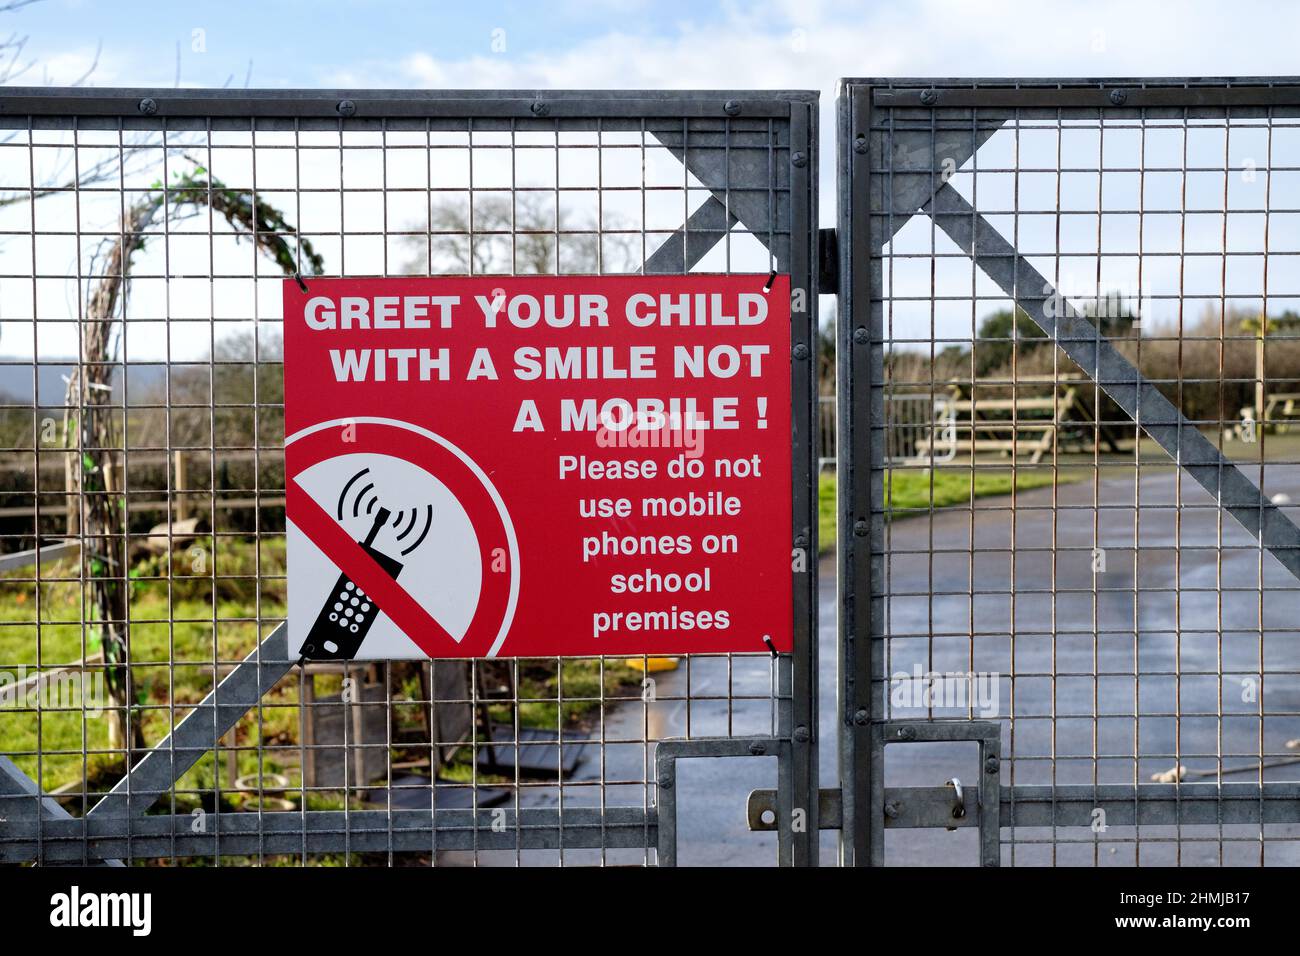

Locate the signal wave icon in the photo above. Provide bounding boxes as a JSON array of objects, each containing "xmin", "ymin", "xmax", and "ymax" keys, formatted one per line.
[{"xmin": 336, "ymin": 466, "xmax": 434, "ymax": 557}]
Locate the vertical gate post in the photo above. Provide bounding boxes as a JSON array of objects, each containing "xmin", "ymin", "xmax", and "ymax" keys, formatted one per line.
[
  {"xmin": 786, "ymin": 97, "xmax": 821, "ymax": 866},
  {"xmin": 837, "ymin": 80, "xmax": 879, "ymax": 867},
  {"xmin": 836, "ymin": 82, "xmax": 1002, "ymax": 865}
]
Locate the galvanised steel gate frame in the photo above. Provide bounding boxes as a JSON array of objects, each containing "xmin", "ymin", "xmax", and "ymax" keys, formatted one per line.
[
  {"xmin": 0, "ymin": 88, "xmax": 820, "ymax": 866},
  {"xmin": 17, "ymin": 76, "xmax": 1300, "ymax": 869},
  {"xmin": 839, "ymin": 78, "xmax": 1300, "ymax": 866}
]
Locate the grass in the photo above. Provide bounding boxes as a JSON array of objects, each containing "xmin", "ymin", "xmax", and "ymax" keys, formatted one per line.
[
  {"xmin": 818, "ymin": 466, "xmax": 1073, "ymax": 553},
  {"xmin": 486, "ymin": 658, "xmax": 643, "ymax": 731},
  {"xmin": 887, "ymin": 468, "xmax": 1062, "ymax": 511},
  {"xmin": 0, "ymin": 534, "xmax": 642, "ymax": 806},
  {"xmin": 0, "ymin": 536, "xmax": 289, "ymax": 794}
]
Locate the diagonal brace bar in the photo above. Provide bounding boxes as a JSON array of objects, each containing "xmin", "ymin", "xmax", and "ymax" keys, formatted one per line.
[
  {"xmin": 640, "ymin": 196, "xmax": 738, "ymax": 275},
  {"xmin": 650, "ymin": 121, "xmax": 1000, "ymax": 283},
  {"xmin": 0, "ymin": 755, "xmax": 123, "ymax": 866},
  {"xmin": 929, "ymin": 183, "xmax": 1300, "ymax": 583},
  {"xmin": 88, "ymin": 623, "xmax": 294, "ymax": 819},
  {"xmin": 644, "ymin": 124, "xmax": 794, "ymax": 275}
]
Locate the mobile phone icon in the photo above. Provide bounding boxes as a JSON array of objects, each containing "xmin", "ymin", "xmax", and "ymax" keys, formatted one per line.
[{"xmin": 301, "ymin": 506, "xmax": 403, "ymax": 660}]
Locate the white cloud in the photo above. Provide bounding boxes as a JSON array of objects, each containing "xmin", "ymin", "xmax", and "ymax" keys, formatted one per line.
[
  {"xmin": 322, "ymin": 0, "xmax": 1300, "ymax": 226},
  {"xmin": 327, "ymin": 1, "xmax": 1300, "ymax": 90},
  {"xmin": 10, "ymin": 44, "xmax": 122, "ymax": 86}
]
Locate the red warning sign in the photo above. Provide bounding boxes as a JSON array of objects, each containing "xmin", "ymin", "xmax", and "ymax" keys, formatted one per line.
[{"xmin": 283, "ymin": 275, "xmax": 793, "ymax": 660}]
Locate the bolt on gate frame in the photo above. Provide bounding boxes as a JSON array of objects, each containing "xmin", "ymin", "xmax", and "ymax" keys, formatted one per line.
[
  {"xmin": 0, "ymin": 88, "xmax": 820, "ymax": 866},
  {"xmin": 840, "ymin": 78, "xmax": 1300, "ymax": 865}
]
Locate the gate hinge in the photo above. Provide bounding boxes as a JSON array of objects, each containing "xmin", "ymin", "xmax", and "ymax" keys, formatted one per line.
[
  {"xmin": 817, "ymin": 227, "xmax": 838, "ymax": 293},
  {"xmin": 747, "ymin": 788, "xmax": 842, "ymax": 830}
]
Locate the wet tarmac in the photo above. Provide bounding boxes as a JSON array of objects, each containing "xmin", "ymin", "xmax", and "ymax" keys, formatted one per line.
[{"xmin": 443, "ymin": 464, "xmax": 1300, "ymax": 865}]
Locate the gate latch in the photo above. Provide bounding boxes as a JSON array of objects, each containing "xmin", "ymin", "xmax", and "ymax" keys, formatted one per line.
[
  {"xmin": 945, "ymin": 777, "xmax": 966, "ymax": 830},
  {"xmin": 876, "ymin": 720, "xmax": 1002, "ymax": 867}
]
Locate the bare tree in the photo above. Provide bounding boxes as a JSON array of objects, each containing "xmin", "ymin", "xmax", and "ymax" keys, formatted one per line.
[
  {"xmin": 0, "ymin": 3, "xmax": 175, "ymax": 214},
  {"xmin": 406, "ymin": 192, "xmax": 639, "ymax": 275},
  {"xmin": 0, "ymin": 0, "xmax": 41, "ymax": 84}
]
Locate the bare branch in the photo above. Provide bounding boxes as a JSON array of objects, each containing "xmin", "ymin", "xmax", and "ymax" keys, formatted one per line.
[
  {"xmin": 0, "ymin": 142, "xmax": 185, "ymax": 209},
  {"xmin": 0, "ymin": 32, "xmax": 33, "ymax": 84},
  {"xmin": 65, "ymin": 38, "xmax": 101, "ymax": 87}
]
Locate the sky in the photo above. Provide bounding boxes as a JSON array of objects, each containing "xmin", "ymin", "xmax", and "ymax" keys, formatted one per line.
[
  {"xmin": 14, "ymin": 0, "xmax": 1300, "ymax": 91},
  {"xmin": 16, "ymin": 0, "xmax": 1300, "ymax": 211},
  {"xmin": 5, "ymin": 0, "xmax": 1300, "ymax": 361}
]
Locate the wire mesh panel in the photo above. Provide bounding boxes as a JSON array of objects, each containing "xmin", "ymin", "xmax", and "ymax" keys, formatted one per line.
[
  {"xmin": 0, "ymin": 88, "xmax": 819, "ymax": 866},
  {"xmin": 840, "ymin": 79, "xmax": 1300, "ymax": 866}
]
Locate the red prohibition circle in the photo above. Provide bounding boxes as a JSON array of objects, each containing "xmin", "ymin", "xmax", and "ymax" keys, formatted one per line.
[{"xmin": 286, "ymin": 419, "xmax": 516, "ymax": 658}]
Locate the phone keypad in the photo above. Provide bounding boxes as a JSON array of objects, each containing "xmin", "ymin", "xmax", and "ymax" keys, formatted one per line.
[{"xmin": 303, "ymin": 540, "xmax": 403, "ymax": 660}]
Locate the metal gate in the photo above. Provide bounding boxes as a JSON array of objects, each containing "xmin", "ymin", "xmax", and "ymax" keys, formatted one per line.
[
  {"xmin": 18, "ymin": 76, "xmax": 1298, "ymax": 870},
  {"xmin": 839, "ymin": 78, "xmax": 1300, "ymax": 865},
  {"xmin": 0, "ymin": 88, "xmax": 820, "ymax": 865}
]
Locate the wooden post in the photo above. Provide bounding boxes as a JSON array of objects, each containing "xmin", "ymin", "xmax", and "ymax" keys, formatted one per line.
[
  {"xmin": 63, "ymin": 451, "xmax": 77, "ymax": 536},
  {"xmin": 223, "ymin": 729, "xmax": 237, "ymax": 791},
  {"xmin": 301, "ymin": 671, "xmax": 317, "ymax": 792},
  {"xmin": 1257, "ymin": 331, "xmax": 1266, "ymax": 429},
  {"xmin": 173, "ymin": 449, "xmax": 188, "ymax": 523}
]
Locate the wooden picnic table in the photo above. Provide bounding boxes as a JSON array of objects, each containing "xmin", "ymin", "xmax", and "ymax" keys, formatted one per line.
[
  {"xmin": 1235, "ymin": 391, "xmax": 1300, "ymax": 439},
  {"xmin": 917, "ymin": 374, "xmax": 1121, "ymax": 463}
]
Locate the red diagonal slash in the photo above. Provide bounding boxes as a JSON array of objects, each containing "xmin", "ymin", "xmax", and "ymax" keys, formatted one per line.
[{"xmin": 286, "ymin": 477, "xmax": 459, "ymax": 656}]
